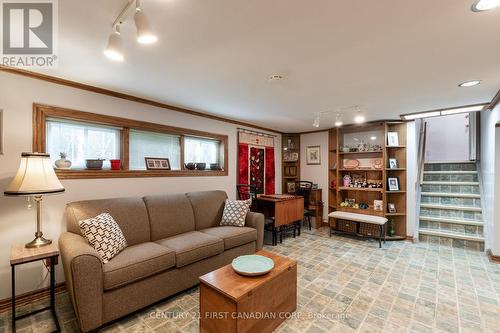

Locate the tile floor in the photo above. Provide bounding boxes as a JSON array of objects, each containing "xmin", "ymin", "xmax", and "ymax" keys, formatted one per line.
[{"xmin": 2, "ymin": 227, "xmax": 500, "ymax": 333}]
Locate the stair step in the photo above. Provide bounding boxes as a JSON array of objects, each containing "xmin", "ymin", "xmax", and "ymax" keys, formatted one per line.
[
  {"xmin": 419, "ymin": 216, "xmax": 483, "ymax": 226},
  {"xmin": 422, "ymin": 181, "xmax": 479, "ymax": 186},
  {"xmin": 420, "ymin": 204, "xmax": 482, "ymax": 212},
  {"xmin": 424, "ymin": 171, "xmax": 478, "ymax": 175},
  {"xmin": 421, "ymin": 192, "xmax": 481, "ymax": 199},
  {"xmin": 419, "ymin": 228, "xmax": 484, "ymax": 242},
  {"xmin": 424, "ymin": 161, "xmax": 476, "ymax": 164}
]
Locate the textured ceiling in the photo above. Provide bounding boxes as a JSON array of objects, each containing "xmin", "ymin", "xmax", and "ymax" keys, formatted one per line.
[{"xmin": 35, "ymin": 0, "xmax": 500, "ymax": 132}]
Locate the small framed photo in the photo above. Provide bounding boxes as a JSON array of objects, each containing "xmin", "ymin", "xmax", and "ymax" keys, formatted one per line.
[
  {"xmin": 387, "ymin": 177, "xmax": 400, "ymax": 191},
  {"xmin": 389, "ymin": 158, "xmax": 398, "ymax": 169},
  {"xmin": 346, "ymin": 198, "xmax": 356, "ymax": 207},
  {"xmin": 388, "ymin": 203, "xmax": 396, "ymax": 213},
  {"xmin": 145, "ymin": 157, "xmax": 171, "ymax": 170},
  {"xmin": 373, "ymin": 200, "xmax": 383, "ymax": 211},
  {"xmin": 387, "ymin": 132, "xmax": 399, "ymax": 147},
  {"xmin": 306, "ymin": 145, "xmax": 321, "ymax": 165},
  {"xmin": 286, "ymin": 181, "xmax": 296, "ymax": 194}
]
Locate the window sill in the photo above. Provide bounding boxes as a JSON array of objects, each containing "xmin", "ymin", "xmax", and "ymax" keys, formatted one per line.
[{"xmin": 54, "ymin": 169, "xmax": 228, "ymax": 179}]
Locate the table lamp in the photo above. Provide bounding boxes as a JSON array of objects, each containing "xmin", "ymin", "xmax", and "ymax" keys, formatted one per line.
[{"xmin": 4, "ymin": 153, "xmax": 65, "ymax": 248}]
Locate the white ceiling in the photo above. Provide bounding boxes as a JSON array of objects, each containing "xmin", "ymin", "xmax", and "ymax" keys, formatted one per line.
[{"xmin": 37, "ymin": 0, "xmax": 500, "ymax": 132}]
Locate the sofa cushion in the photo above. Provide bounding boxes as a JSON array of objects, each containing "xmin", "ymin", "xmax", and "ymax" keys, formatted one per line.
[
  {"xmin": 186, "ymin": 191, "xmax": 227, "ymax": 230},
  {"xmin": 143, "ymin": 194, "xmax": 196, "ymax": 241},
  {"xmin": 156, "ymin": 231, "xmax": 224, "ymax": 267},
  {"xmin": 66, "ymin": 197, "xmax": 151, "ymax": 246},
  {"xmin": 200, "ymin": 226, "xmax": 257, "ymax": 250},
  {"xmin": 220, "ymin": 199, "xmax": 251, "ymax": 227},
  {"xmin": 103, "ymin": 242, "xmax": 175, "ymax": 290},
  {"xmin": 79, "ymin": 213, "xmax": 128, "ymax": 264}
]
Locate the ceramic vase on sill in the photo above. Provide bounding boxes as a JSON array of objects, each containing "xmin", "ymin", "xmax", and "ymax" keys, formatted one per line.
[{"xmin": 55, "ymin": 152, "xmax": 71, "ymax": 169}]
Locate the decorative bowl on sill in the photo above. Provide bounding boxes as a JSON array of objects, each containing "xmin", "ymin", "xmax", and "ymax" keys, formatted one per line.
[
  {"xmin": 85, "ymin": 159, "xmax": 104, "ymax": 170},
  {"xmin": 195, "ymin": 163, "xmax": 206, "ymax": 170},
  {"xmin": 210, "ymin": 163, "xmax": 221, "ymax": 170},
  {"xmin": 185, "ymin": 163, "xmax": 196, "ymax": 170}
]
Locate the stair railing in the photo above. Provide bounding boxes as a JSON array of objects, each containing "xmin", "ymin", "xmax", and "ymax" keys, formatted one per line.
[{"xmin": 417, "ymin": 121, "xmax": 428, "ymax": 186}]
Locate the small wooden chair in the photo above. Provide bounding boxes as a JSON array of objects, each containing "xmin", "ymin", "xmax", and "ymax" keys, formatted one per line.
[{"xmin": 295, "ymin": 181, "xmax": 314, "ymax": 231}]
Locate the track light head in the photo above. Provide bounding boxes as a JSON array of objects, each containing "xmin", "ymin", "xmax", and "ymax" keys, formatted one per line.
[
  {"xmin": 134, "ymin": 10, "xmax": 158, "ymax": 44},
  {"xmin": 104, "ymin": 27, "xmax": 124, "ymax": 61}
]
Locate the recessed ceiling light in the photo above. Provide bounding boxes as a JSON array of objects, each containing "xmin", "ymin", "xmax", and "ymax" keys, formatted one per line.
[
  {"xmin": 458, "ymin": 80, "xmax": 481, "ymax": 87},
  {"xmin": 370, "ymin": 136, "xmax": 377, "ymax": 141},
  {"xmin": 471, "ymin": 0, "xmax": 500, "ymax": 11}
]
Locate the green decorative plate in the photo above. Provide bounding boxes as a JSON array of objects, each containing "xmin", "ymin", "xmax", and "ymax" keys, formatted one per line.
[{"xmin": 231, "ymin": 255, "xmax": 275, "ymax": 276}]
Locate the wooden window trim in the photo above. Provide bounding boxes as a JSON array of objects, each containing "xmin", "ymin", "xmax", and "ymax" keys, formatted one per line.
[{"xmin": 33, "ymin": 103, "xmax": 228, "ymax": 179}]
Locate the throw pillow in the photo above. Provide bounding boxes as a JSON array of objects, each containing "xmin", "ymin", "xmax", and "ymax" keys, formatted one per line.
[
  {"xmin": 220, "ymin": 199, "xmax": 251, "ymax": 227},
  {"xmin": 79, "ymin": 213, "xmax": 128, "ymax": 264}
]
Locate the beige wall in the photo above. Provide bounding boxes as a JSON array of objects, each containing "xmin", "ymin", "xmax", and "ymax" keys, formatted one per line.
[
  {"xmin": 300, "ymin": 131, "xmax": 329, "ymax": 222},
  {"xmin": 0, "ymin": 71, "xmax": 281, "ymax": 299}
]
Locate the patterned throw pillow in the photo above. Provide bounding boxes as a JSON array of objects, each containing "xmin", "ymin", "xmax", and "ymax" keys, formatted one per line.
[
  {"xmin": 79, "ymin": 213, "xmax": 128, "ymax": 264},
  {"xmin": 220, "ymin": 199, "xmax": 251, "ymax": 227}
]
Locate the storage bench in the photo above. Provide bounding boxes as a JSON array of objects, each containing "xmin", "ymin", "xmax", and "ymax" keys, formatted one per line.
[{"xmin": 328, "ymin": 211, "xmax": 388, "ymax": 248}]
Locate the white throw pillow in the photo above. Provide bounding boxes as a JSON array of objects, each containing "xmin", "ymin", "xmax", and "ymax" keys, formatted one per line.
[
  {"xmin": 79, "ymin": 213, "xmax": 128, "ymax": 264},
  {"xmin": 220, "ymin": 199, "xmax": 251, "ymax": 227}
]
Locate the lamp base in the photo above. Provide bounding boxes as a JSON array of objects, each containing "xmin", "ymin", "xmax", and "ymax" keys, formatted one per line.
[{"xmin": 25, "ymin": 234, "xmax": 52, "ymax": 248}]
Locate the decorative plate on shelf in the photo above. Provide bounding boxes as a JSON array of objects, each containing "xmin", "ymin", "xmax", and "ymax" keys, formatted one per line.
[
  {"xmin": 371, "ymin": 159, "xmax": 383, "ymax": 169},
  {"xmin": 343, "ymin": 159, "xmax": 360, "ymax": 169},
  {"xmin": 232, "ymin": 255, "xmax": 275, "ymax": 276}
]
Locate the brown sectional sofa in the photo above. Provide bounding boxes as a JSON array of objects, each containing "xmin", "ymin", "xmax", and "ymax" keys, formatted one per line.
[{"xmin": 59, "ymin": 190, "xmax": 264, "ymax": 332}]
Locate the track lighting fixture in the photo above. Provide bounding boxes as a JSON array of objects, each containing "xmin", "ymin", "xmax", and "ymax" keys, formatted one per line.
[
  {"xmin": 104, "ymin": 0, "xmax": 158, "ymax": 61},
  {"xmin": 135, "ymin": 0, "xmax": 158, "ymax": 44},
  {"xmin": 104, "ymin": 25, "xmax": 124, "ymax": 62},
  {"xmin": 334, "ymin": 114, "xmax": 343, "ymax": 127},
  {"xmin": 354, "ymin": 107, "xmax": 365, "ymax": 124},
  {"xmin": 313, "ymin": 115, "xmax": 321, "ymax": 128}
]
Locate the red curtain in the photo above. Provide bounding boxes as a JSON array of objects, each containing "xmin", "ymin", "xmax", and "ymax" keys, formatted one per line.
[
  {"xmin": 265, "ymin": 147, "xmax": 275, "ymax": 195},
  {"xmin": 238, "ymin": 143, "xmax": 249, "ymax": 185}
]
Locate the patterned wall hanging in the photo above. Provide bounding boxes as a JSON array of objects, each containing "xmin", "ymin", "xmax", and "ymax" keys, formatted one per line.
[{"xmin": 237, "ymin": 129, "xmax": 275, "ymax": 195}]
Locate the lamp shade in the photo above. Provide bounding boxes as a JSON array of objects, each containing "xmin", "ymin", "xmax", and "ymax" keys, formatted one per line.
[{"xmin": 4, "ymin": 153, "xmax": 65, "ymax": 196}]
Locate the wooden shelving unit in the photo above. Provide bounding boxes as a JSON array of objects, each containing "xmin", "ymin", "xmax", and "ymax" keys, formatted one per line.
[
  {"xmin": 282, "ymin": 134, "xmax": 300, "ymax": 193},
  {"xmin": 328, "ymin": 121, "xmax": 408, "ymax": 239},
  {"xmin": 327, "ymin": 128, "xmax": 338, "ymax": 227}
]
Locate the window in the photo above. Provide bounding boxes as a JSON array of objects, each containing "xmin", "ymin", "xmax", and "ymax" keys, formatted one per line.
[
  {"xmin": 184, "ymin": 136, "xmax": 222, "ymax": 168},
  {"xmin": 46, "ymin": 118, "xmax": 120, "ymax": 169},
  {"xmin": 129, "ymin": 130, "xmax": 181, "ymax": 170},
  {"xmin": 34, "ymin": 104, "xmax": 228, "ymax": 179}
]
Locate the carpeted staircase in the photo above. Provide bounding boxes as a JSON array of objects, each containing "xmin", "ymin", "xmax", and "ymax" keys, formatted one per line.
[{"xmin": 418, "ymin": 161, "xmax": 484, "ymax": 251}]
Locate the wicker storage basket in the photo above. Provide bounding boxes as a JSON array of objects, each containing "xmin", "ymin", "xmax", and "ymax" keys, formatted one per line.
[
  {"xmin": 335, "ymin": 219, "xmax": 357, "ymax": 233},
  {"xmin": 359, "ymin": 222, "xmax": 381, "ymax": 237}
]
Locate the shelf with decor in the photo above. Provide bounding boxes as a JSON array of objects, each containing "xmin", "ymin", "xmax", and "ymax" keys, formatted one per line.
[
  {"xmin": 327, "ymin": 128, "xmax": 338, "ymax": 227},
  {"xmin": 384, "ymin": 122, "xmax": 407, "ymax": 239},
  {"xmin": 327, "ymin": 121, "xmax": 407, "ymax": 240},
  {"xmin": 282, "ymin": 134, "xmax": 300, "ymax": 193}
]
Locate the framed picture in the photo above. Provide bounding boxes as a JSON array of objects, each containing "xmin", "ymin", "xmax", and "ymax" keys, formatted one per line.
[
  {"xmin": 387, "ymin": 177, "xmax": 400, "ymax": 191},
  {"xmin": 346, "ymin": 198, "xmax": 356, "ymax": 207},
  {"xmin": 373, "ymin": 200, "xmax": 383, "ymax": 211},
  {"xmin": 389, "ymin": 158, "xmax": 398, "ymax": 169},
  {"xmin": 283, "ymin": 151, "xmax": 299, "ymax": 162},
  {"xmin": 286, "ymin": 181, "xmax": 296, "ymax": 194},
  {"xmin": 284, "ymin": 165, "xmax": 298, "ymax": 177},
  {"xmin": 306, "ymin": 146, "xmax": 321, "ymax": 165},
  {"xmin": 145, "ymin": 157, "xmax": 171, "ymax": 170},
  {"xmin": 388, "ymin": 203, "xmax": 396, "ymax": 213},
  {"xmin": 387, "ymin": 132, "xmax": 399, "ymax": 146}
]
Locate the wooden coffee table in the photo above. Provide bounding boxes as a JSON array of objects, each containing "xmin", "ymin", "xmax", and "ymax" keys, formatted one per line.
[{"xmin": 199, "ymin": 250, "xmax": 297, "ymax": 333}]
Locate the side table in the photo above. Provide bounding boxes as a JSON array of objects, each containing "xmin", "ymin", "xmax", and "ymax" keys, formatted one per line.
[{"xmin": 10, "ymin": 244, "xmax": 60, "ymax": 332}]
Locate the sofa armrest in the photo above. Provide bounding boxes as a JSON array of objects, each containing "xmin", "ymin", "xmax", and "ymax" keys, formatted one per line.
[
  {"xmin": 245, "ymin": 211, "xmax": 264, "ymax": 250},
  {"xmin": 59, "ymin": 232, "xmax": 103, "ymax": 332}
]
